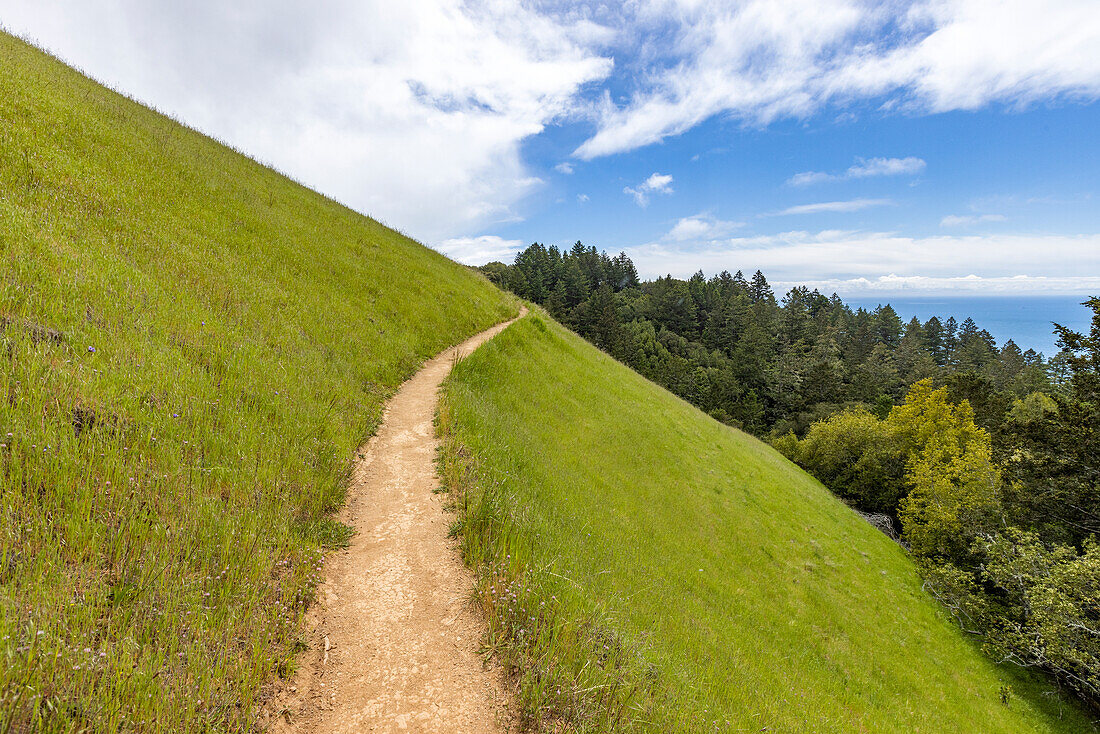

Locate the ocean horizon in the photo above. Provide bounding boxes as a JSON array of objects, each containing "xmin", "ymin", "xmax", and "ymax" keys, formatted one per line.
[{"xmin": 842, "ymin": 294, "xmax": 1095, "ymax": 358}]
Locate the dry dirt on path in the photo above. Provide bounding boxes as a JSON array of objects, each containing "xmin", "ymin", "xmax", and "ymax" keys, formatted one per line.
[{"xmin": 267, "ymin": 311, "xmax": 525, "ymax": 734}]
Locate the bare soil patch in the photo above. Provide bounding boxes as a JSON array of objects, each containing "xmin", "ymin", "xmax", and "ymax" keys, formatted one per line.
[{"xmin": 265, "ymin": 313, "xmax": 523, "ymax": 733}]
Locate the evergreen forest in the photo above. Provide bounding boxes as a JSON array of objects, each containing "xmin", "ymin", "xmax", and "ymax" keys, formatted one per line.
[{"xmin": 483, "ymin": 242, "xmax": 1100, "ymax": 712}]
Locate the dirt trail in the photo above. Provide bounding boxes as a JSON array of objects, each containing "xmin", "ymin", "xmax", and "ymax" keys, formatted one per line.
[{"xmin": 269, "ymin": 311, "xmax": 524, "ymax": 734}]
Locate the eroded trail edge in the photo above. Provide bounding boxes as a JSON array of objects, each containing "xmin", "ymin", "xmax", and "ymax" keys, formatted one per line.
[{"xmin": 269, "ymin": 311, "xmax": 525, "ymax": 733}]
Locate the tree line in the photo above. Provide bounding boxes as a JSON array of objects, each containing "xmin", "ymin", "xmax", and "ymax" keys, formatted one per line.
[
  {"xmin": 482, "ymin": 242, "xmax": 1099, "ymax": 711},
  {"xmin": 481, "ymin": 242, "xmax": 1054, "ymax": 435}
]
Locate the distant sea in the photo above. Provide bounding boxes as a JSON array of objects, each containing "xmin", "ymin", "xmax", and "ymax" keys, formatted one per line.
[{"xmin": 842, "ymin": 295, "xmax": 1094, "ymax": 357}]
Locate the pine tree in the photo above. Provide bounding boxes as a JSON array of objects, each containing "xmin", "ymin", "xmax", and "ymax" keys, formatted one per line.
[
  {"xmin": 875, "ymin": 304, "xmax": 904, "ymax": 347},
  {"xmin": 844, "ymin": 308, "xmax": 878, "ymax": 372},
  {"xmin": 701, "ymin": 298, "xmax": 737, "ymax": 353},
  {"xmin": 732, "ymin": 320, "xmax": 774, "ymax": 399},
  {"xmin": 780, "ymin": 288, "xmax": 813, "ymax": 345},
  {"xmin": 749, "ymin": 270, "xmax": 775, "ymax": 304},
  {"xmin": 610, "ymin": 251, "xmax": 640, "ymax": 290},
  {"xmin": 944, "ymin": 316, "xmax": 960, "ymax": 363},
  {"xmin": 545, "ymin": 280, "xmax": 569, "ymax": 321},
  {"xmin": 896, "ymin": 322, "xmax": 939, "ymax": 385},
  {"xmin": 732, "ymin": 270, "xmax": 749, "ymax": 294},
  {"xmin": 652, "ymin": 279, "xmax": 698, "ymax": 338},
  {"xmin": 955, "ymin": 318, "xmax": 997, "ymax": 373},
  {"xmin": 561, "ymin": 258, "xmax": 590, "ymax": 307},
  {"xmin": 924, "ymin": 316, "xmax": 948, "ymax": 365},
  {"xmin": 994, "ymin": 339, "xmax": 1026, "ymax": 391}
]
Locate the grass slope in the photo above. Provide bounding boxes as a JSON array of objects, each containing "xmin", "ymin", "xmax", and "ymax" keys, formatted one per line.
[
  {"xmin": 439, "ymin": 312, "xmax": 1096, "ymax": 732},
  {"xmin": 0, "ymin": 34, "xmax": 516, "ymax": 731}
]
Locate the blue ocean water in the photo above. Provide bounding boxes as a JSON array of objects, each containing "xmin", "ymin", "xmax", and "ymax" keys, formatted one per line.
[{"xmin": 843, "ymin": 295, "xmax": 1095, "ymax": 358}]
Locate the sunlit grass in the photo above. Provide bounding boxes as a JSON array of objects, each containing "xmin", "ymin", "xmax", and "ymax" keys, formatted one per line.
[
  {"xmin": 439, "ymin": 311, "xmax": 1097, "ymax": 733},
  {"xmin": 0, "ymin": 33, "xmax": 516, "ymax": 731}
]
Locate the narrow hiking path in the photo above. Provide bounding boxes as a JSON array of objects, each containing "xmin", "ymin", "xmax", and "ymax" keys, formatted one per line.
[{"xmin": 269, "ymin": 311, "xmax": 525, "ymax": 734}]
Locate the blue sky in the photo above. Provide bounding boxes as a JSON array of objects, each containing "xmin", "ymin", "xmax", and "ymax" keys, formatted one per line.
[
  {"xmin": 3, "ymin": 1, "xmax": 1099, "ymax": 295},
  {"xmin": 488, "ymin": 101, "xmax": 1100, "ymax": 293}
]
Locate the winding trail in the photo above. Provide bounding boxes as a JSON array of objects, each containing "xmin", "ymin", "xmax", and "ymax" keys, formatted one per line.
[{"xmin": 270, "ymin": 312, "xmax": 524, "ymax": 733}]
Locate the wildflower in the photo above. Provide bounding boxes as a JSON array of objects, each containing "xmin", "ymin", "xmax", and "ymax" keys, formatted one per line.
[{"xmin": 87, "ymin": 346, "xmax": 96, "ymax": 353}]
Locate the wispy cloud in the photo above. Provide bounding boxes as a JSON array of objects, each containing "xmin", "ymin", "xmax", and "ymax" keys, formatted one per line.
[
  {"xmin": 773, "ymin": 274, "xmax": 1100, "ymax": 296},
  {"xmin": 788, "ymin": 157, "xmax": 925, "ymax": 186},
  {"xmin": 576, "ymin": 1, "xmax": 1100, "ymax": 159},
  {"xmin": 940, "ymin": 213, "xmax": 1007, "ymax": 227},
  {"xmin": 555, "ymin": 162, "xmax": 575, "ymax": 175},
  {"xmin": 577, "ymin": 193, "xmax": 590, "ymax": 203},
  {"xmin": 848, "ymin": 157, "xmax": 926, "ymax": 178},
  {"xmin": 435, "ymin": 234, "xmax": 523, "ymax": 264},
  {"xmin": 624, "ymin": 172, "xmax": 674, "ymax": 206},
  {"xmin": 627, "ymin": 229, "xmax": 1100, "ymax": 294},
  {"xmin": 787, "ymin": 171, "xmax": 835, "ymax": 187},
  {"xmin": 775, "ymin": 198, "xmax": 892, "ymax": 215}
]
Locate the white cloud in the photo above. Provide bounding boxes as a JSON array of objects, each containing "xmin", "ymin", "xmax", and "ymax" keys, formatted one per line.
[
  {"xmin": 1, "ymin": 1, "xmax": 613, "ymax": 242},
  {"xmin": 666, "ymin": 214, "xmax": 743, "ymax": 241},
  {"xmin": 627, "ymin": 229, "xmax": 1100, "ymax": 294},
  {"xmin": 773, "ymin": 274, "xmax": 1100, "ymax": 296},
  {"xmin": 576, "ymin": 0, "xmax": 1100, "ymax": 159},
  {"xmin": 577, "ymin": 193, "xmax": 590, "ymax": 203},
  {"xmin": 623, "ymin": 172, "xmax": 674, "ymax": 206},
  {"xmin": 788, "ymin": 156, "xmax": 925, "ymax": 186},
  {"xmin": 940, "ymin": 213, "xmax": 1007, "ymax": 227},
  {"xmin": 555, "ymin": 162, "xmax": 575, "ymax": 174},
  {"xmin": 848, "ymin": 156, "xmax": 926, "ymax": 178},
  {"xmin": 787, "ymin": 171, "xmax": 836, "ymax": 187},
  {"xmin": 776, "ymin": 198, "xmax": 892, "ymax": 215},
  {"xmin": 435, "ymin": 235, "xmax": 523, "ymax": 264},
  {"xmin": 10, "ymin": 0, "xmax": 1095, "ymax": 254}
]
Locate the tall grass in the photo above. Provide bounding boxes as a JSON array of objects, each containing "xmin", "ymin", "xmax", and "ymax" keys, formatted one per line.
[
  {"xmin": 438, "ymin": 310, "xmax": 1097, "ymax": 733},
  {"xmin": 0, "ymin": 33, "xmax": 516, "ymax": 731}
]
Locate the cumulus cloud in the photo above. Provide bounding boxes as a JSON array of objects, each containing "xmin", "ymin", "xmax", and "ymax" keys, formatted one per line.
[
  {"xmin": 555, "ymin": 162, "xmax": 575, "ymax": 174},
  {"xmin": 627, "ymin": 229, "xmax": 1100, "ymax": 294},
  {"xmin": 10, "ymin": 0, "xmax": 1097, "ymax": 252},
  {"xmin": 576, "ymin": 0, "xmax": 1100, "ymax": 159},
  {"xmin": 435, "ymin": 235, "xmax": 524, "ymax": 264},
  {"xmin": 940, "ymin": 213, "xmax": 1007, "ymax": 227},
  {"xmin": 1, "ymin": 1, "xmax": 612, "ymax": 242},
  {"xmin": 775, "ymin": 198, "xmax": 892, "ymax": 215},
  {"xmin": 623, "ymin": 172, "xmax": 674, "ymax": 206},
  {"xmin": 666, "ymin": 214, "xmax": 743, "ymax": 241},
  {"xmin": 788, "ymin": 156, "xmax": 925, "ymax": 186}
]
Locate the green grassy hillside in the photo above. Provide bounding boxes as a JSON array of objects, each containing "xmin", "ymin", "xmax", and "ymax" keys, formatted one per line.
[
  {"xmin": 0, "ymin": 34, "xmax": 516, "ymax": 731},
  {"xmin": 439, "ymin": 312, "xmax": 1095, "ymax": 732}
]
